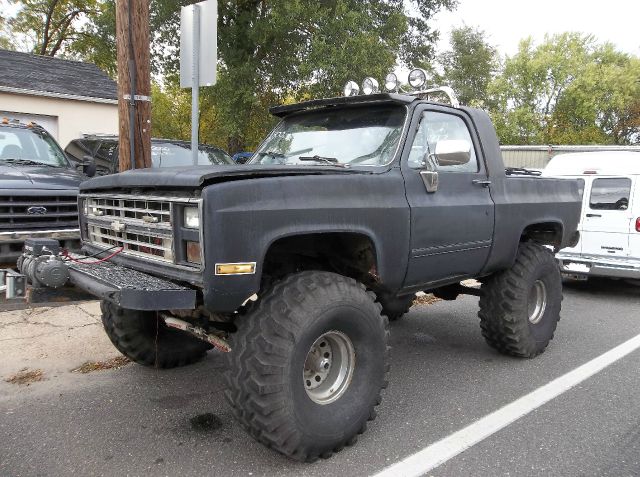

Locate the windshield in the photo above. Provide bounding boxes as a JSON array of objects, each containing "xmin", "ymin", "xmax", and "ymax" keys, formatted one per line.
[
  {"xmin": 151, "ymin": 142, "xmax": 234, "ymax": 167},
  {"xmin": 250, "ymin": 104, "xmax": 406, "ymax": 166},
  {"xmin": 0, "ymin": 126, "xmax": 69, "ymax": 167}
]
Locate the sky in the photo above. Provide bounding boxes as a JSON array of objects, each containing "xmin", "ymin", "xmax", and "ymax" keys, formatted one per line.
[{"xmin": 432, "ymin": 0, "xmax": 640, "ymax": 57}]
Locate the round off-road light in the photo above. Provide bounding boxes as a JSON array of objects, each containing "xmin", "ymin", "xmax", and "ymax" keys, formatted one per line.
[
  {"xmin": 362, "ymin": 77, "xmax": 379, "ymax": 95},
  {"xmin": 408, "ymin": 68, "xmax": 427, "ymax": 89},
  {"xmin": 343, "ymin": 80, "xmax": 360, "ymax": 97},
  {"xmin": 384, "ymin": 73, "xmax": 398, "ymax": 92}
]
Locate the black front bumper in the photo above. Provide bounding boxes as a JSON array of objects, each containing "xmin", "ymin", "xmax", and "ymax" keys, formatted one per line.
[{"xmin": 68, "ymin": 262, "xmax": 196, "ymax": 310}]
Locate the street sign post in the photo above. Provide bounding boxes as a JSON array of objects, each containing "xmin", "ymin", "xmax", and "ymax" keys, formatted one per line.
[{"xmin": 180, "ymin": 0, "xmax": 217, "ymax": 165}]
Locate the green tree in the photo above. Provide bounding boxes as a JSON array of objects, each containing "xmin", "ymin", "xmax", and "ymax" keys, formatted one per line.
[
  {"xmin": 435, "ymin": 25, "xmax": 498, "ymax": 106},
  {"xmin": 489, "ymin": 32, "xmax": 640, "ymax": 145},
  {"xmin": 6, "ymin": 0, "xmax": 100, "ymax": 56},
  {"xmin": 149, "ymin": 0, "xmax": 457, "ymax": 152}
]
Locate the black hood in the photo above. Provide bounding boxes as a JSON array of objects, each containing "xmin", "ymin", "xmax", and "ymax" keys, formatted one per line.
[
  {"xmin": 0, "ymin": 164, "xmax": 86, "ymax": 190},
  {"xmin": 80, "ymin": 164, "xmax": 367, "ymax": 191}
]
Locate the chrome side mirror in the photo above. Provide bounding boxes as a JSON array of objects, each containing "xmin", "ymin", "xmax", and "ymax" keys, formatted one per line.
[
  {"xmin": 434, "ymin": 139, "xmax": 471, "ymax": 166},
  {"xmin": 420, "ymin": 153, "xmax": 439, "ymax": 193}
]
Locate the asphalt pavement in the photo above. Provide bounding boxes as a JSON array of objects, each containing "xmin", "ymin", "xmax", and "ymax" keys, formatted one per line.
[{"xmin": 1, "ymin": 278, "xmax": 639, "ymax": 477}]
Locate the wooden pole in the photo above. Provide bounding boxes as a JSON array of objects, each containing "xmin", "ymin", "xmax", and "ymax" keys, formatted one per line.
[{"xmin": 115, "ymin": 0, "xmax": 152, "ymax": 171}]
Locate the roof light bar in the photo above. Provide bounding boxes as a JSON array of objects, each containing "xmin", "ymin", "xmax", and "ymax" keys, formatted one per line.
[{"xmin": 342, "ymin": 71, "xmax": 460, "ymax": 107}]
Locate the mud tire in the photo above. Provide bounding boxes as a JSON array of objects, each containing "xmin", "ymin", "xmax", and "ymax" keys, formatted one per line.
[
  {"xmin": 101, "ymin": 301, "xmax": 211, "ymax": 368},
  {"xmin": 223, "ymin": 271, "xmax": 389, "ymax": 462},
  {"xmin": 478, "ymin": 242, "xmax": 562, "ymax": 358}
]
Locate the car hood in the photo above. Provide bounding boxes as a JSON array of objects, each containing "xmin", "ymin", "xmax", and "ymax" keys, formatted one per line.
[
  {"xmin": 81, "ymin": 164, "xmax": 368, "ymax": 191},
  {"xmin": 0, "ymin": 164, "xmax": 85, "ymax": 190}
]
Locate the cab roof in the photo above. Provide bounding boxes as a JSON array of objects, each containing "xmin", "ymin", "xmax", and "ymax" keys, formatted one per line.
[
  {"xmin": 269, "ymin": 93, "xmax": 418, "ymax": 117},
  {"xmin": 543, "ymin": 151, "xmax": 640, "ymax": 176}
]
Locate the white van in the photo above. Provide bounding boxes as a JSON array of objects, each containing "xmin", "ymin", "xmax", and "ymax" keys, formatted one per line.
[{"xmin": 542, "ymin": 151, "xmax": 640, "ymax": 284}]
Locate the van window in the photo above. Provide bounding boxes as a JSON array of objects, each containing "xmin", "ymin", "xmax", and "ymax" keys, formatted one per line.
[{"xmin": 589, "ymin": 178, "xmax": 631, "ymax": 210}]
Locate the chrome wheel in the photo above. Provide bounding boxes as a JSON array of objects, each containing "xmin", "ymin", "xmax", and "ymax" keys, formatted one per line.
[
  {"xmin": 528, "ymin": 280, "xmax": 547, "ymax": 324},
  {"xmin": 303, "ymin": 330, "xmax": 355, "ymax": 405}
]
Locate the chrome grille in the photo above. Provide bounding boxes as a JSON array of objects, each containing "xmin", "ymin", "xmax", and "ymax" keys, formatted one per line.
[
  {"xmin": 86, "ymin": 197, "xmax": 171, "ymax": 227},
  {"xmin": 0, "ymin": 194, "xmax": 78, "ymax": 231},
  {"xmin": 83, "ymin": 195, "xmax": 179, "ymax": 263}
]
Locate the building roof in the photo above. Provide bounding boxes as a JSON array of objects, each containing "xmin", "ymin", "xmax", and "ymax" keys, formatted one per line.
[{"xmin": 0, "ymin": 49, "xmax": 117, "ymax": 103}]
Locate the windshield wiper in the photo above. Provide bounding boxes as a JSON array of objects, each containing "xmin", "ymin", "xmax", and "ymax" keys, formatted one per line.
[
  {"xmin": 0, "ymin": 158, "xmax": 57, "ymax": 167},
  {"xmin": 299, "ymin": 155, "xmax": 348, "ymax": 168},
  {"xmin": 256, "ymin": 151, "xmax": 285, "ymax": 158},
  {"xmin": 505, "ymin": 167, "xmax": 541, "ymax": 176}
]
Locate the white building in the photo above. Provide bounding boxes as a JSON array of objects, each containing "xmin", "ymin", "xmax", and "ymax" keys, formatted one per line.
[{"xmin": 0, "ymin": 49, "xmax": 118, "ymax": 148}]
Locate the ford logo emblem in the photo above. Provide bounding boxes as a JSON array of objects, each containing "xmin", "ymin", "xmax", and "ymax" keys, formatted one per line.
[{"xmin": 27, "ymin": 206, "xmax": 48, "ymax": 215}]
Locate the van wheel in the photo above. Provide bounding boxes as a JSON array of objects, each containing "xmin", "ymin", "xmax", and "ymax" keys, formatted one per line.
[
  {"xmin": 101, "ymin": 301, "xmax": 211, "ymax": 368},
  {"xmin": 224, "ymin": 271, "xmax": 389, "ymax": 462},
  {"xmin": 478, "ymin": 243, "xmax": 562, "ymax": 358}
]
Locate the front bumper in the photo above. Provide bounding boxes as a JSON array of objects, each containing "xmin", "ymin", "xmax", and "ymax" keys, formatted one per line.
[
  {"xmin": 557, "ymin": 253, "xmax": 640, "ymax": 280},
  {"xmin": 67, "ymin": 261, "xmax": 196, "ymax": 310}
]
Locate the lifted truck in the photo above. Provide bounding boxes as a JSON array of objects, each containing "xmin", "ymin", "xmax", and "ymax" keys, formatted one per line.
[{"xmin": 14, "ymin": 87, "xmax": 581, "ymax": 461}]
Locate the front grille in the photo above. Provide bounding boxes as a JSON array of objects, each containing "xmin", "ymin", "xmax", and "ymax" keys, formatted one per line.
[
  {"xmin": 0, "ymin": 194, "xmax": 78, "ymax": 231},
  {"xmin": 83, "ymin": 195, "xmax": 187, "ymax": 264}
]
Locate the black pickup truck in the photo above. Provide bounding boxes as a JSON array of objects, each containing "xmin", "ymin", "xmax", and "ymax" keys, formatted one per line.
[
  {"xmin": 18, "ymin": 90, "xmax": 581, "ymax": 461},
  {"xmin": 0, "ymin": 120, "xmax": 84, "ymax": 264}
]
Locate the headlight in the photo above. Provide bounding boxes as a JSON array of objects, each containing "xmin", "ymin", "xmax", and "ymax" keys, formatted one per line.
[
  {"xmin": 384, "ymin": 73, "xmax": 398, "ymax": 92},
  {"xmin": 343, "ymin": 80, "xmax": 360, "ymax": 97},
  {"xmin": 408, "ymin": 68, "xmax": 427, "ymax": 89},
  {"xmin": 362, "ymin": 77, "xmax": 379, "ymax": 95},
  {"xmin": 183, "ymin": 207, "xmax": 200, "ymax": 229}
]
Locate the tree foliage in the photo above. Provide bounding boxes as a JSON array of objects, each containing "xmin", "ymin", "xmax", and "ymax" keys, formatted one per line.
[
  {"xmin": 5, "ymin": 0, "xmax": 100, "ymax": 56},
  {"xmin": 489, "ymin": 33, "xmax": 640, "ymax": 145},
  {"xmin": 434, "ymin": 25, "xmax": 498, "ymax": 107}
]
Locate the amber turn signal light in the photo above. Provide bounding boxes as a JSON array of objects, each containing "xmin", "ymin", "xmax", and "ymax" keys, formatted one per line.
[{"xmin": 215, "ymin": 262, "xmax": 256, "ymax": 275}]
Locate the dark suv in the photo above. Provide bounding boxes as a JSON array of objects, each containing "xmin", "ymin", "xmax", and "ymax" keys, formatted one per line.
[
  {"xmin": 64, "ymin": 135, "xmax": 234, "ymax": 175},
  {"xmin": 0, "ymin": 119, "xmax": 84, "ymax": 263}
]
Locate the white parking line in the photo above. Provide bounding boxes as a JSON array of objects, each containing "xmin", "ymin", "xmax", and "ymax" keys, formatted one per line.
[{"xmin": 372, "ymin": 333, "xmax": 640, "ymax": 477}]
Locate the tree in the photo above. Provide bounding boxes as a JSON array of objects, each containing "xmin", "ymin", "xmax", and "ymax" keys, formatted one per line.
[
  {"xmin": 435, "ymin": 25, "xmax": 498, "ymax": 106},
  {"xmin": 149, "ymin": 0, "xmax": 457, "ymax": 152},
  {"xmin": 488, "ymin": 32, "xmax": 640, "ymax": 145},
  {"xmin": 6, "ymin": 0, "xmax": 100, "ymax": 56}
]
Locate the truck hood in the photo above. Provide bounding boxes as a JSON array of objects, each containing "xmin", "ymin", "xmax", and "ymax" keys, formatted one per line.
[
  {"xmin": 0, "ymin": 164, "xmax": 85, "ymax": 190},
  {"xmin": 80, "ymin": 164, "xmax": 367, "ymax": 191}
]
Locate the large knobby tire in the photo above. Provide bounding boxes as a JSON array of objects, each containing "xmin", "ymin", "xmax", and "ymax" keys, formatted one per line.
[
  {"xmin": 478, "ymin": 242, "xmax": 562, "ymax": 358},
  {"xmin": 377, "ymin": 293, "xmax": 415, "ymax": 322},
  {"xmin": 223, "ymin": 271, "xmax": 389, "ymax": 462},
  {"xmin": 101, "ymin": 301, "xmax": 211, "ymax": 368}
]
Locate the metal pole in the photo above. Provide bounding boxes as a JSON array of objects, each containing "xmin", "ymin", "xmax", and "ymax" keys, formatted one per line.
[{"xmin": 191, "ymin": 4, "xmax": 200, "ymax": 166}]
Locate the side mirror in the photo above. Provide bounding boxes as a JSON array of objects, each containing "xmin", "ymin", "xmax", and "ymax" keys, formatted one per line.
[
  {"xmin": 82, "ymin": 155, "xmax": 97, "ymax": 178},
  {"xmin": 434, "ymin": 139, "xmax": 471, "ymax": 166}
]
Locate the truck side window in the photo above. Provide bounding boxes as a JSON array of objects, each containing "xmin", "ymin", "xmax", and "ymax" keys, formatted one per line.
[
  {"xmin": 589, "ymin": 178, "xmax": 631, "ymax": 210},
  {"xmin": 408, "ymin": 111, "xmax": 478, "ymax": 172}
]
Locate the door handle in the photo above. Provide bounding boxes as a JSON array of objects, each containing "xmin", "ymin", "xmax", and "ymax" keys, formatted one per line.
[
  {"xmin": 586, "ymin": 213, "xmax": 601, "ymax": 218},
  {"xmin": 472, "ymin": 179, "xmax": 491, "ymax": 187}
]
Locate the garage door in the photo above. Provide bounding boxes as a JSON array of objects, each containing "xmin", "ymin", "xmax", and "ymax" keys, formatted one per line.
[{"xmin": 0, "ymin": 110, "xmax": 59, "ymax": 140}]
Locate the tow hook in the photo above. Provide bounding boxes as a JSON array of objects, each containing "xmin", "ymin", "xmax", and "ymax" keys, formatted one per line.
[{"xmin": 161, "ymin": 314, "xmax": 232, "ymax": 353}]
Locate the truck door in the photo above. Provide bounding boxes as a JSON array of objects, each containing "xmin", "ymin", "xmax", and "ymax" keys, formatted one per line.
[
  {"xmin": 581, "ymin": 176, "xmax": 634, "ymax": 257},
  {"xmin": 401, "ymin": 106, "xmax": 495, "ymax": 288}
]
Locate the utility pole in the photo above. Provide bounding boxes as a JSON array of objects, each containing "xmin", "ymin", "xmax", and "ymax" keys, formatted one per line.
[{"xmin": 115, "ymin": 0, "xmax": 152, "ymax": 171}]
